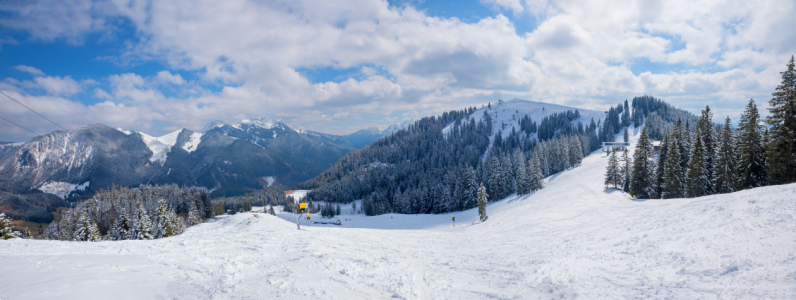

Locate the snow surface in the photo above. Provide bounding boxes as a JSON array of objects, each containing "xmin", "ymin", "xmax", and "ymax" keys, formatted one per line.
[
  {"xmin": 287, "ymin": 189, "xmax": 309, "ymax": 201},
  {"xmin": 37, "ymin": 181, "xmax": 89, "ymax": 199},
  {"xmin": 261, "ymin": 176, "xmax": 276, "ymax": 187},
  {"xmin": 116, "ymin": 128, "xmax": 133, "ymax": 135},
  {"xmin": 138, "ymin": 129, "xmax": 182, "ymax": 165},
  {"xmin": 3, "ymin": 130, "xmax": 796, "ymax": 299},
  {"xmin": 181, "ymin": 132, "xmax": 204, "ymax": 153},
  {"xmin": 0, "ymin": 142, "xmax": 24, "ymax": 148},
  {"xmin": 236, "ymin": 118, "xmax": 282, "ymax": 130}
]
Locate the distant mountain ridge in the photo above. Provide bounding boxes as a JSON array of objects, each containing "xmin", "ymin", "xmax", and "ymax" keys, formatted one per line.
[
  {"xmin": 343, "ymin": 121, "xmax": 411, "ymax": 148},
  {"xmin": 0, "ymin": 117, "xmax": 382, "ymax": 204}
]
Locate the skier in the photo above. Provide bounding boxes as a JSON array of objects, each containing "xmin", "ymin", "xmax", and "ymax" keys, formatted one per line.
[
  {"xmin": 306, "ymin": 214, "xmax": 311, "ymax": 225},
  {"xmin": 451, "ymin": 216, "xmax": 455, "ymax": 227}
]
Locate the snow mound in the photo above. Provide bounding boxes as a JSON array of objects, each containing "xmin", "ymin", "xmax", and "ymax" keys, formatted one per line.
[
  {"xmin": 181, "ymin": 132, "xmax": 203, "ymax": 153},
  {"xmin": 138, "ymin": 129, "xmax": 182, "ymax": 165},
  {"xmin": 38, "ymin": 181, "xmax": 89, "ymax": 199}
]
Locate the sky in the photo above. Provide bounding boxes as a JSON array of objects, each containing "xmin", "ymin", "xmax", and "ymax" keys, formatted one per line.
[{"xmin": 0, "ymin": 0, "xmax": 794, "ymax": 142}]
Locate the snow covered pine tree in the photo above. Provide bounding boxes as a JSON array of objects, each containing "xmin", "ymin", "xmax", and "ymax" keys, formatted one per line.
[{"xmin": 477, "ymin": 183, "xmax": 489, "ymax": 222}]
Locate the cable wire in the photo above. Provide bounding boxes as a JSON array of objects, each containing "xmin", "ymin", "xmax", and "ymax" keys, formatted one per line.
[
  {"xmin": 0, "ymin": 90, "xmax": 68, "ymax": 131},
  {"xmin": 0, "ymin": 64, "xmax": 95, "ymax": 126},
  {"xmin": 0, "ymin": 114, "xmax": 42, "ymax": 136}
]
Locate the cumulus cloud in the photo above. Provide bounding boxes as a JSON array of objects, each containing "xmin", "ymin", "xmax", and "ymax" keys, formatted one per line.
[
  {"xmin": 34, "ymin": 75, "xmax": 82, "ymax": 95},
  {"xmin": 155, "ymin": 71, "xmax": 185, "ymax": 85},
  {"xmin": 0, "ymin": 0, "xmax": 793, "ymax": 141}
]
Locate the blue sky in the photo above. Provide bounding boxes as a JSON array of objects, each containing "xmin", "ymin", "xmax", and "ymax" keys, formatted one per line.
[{"xmin": 0, "ymin": 0, "xmax": 794, "ymax": 141}]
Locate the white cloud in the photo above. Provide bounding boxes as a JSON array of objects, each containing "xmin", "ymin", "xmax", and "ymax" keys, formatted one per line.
[
  {"xmin": 0, "ymin": 0, "xmax": 793, "ymax": 140},
  {"xmin": 14, "ymin": 65, "xmax": 45, "ymax": 76},
  {"xmin": 34, "ymin": 75, "xmax": 82, "ymax": 95},
  {"xmin": 0, "ymin": 0, "xmax": 115, "ymax": 45},
  {"xmin": 155, "ymin": 71, "xmax": 185, "ymax": 85}
]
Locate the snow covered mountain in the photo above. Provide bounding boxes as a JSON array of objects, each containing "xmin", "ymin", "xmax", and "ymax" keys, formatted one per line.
[
  {"xmin": 0, "ymin": 141, "xmax": 24, "ymax": 160},
  {"xmin": 2, "ymin": 126, "xmax": 794, "ymax": 299},
  {"xmin": 0, "ymin": 124, "xmax": 159, "ymax": 196},
  {"xmin": 0, "ymin": 118, "xmax": 360, "ymax": 206},
  {"xmin": 343, "ymin": 121, "xmax": 411, "ymax": 148}
]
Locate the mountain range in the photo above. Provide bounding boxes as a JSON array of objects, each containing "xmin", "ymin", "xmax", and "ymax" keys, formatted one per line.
[{"xmin": 0, "ymin": 118, "xmax": 405, "ymax": 206}]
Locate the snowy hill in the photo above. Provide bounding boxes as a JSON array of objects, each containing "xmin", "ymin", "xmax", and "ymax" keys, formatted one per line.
[
  {"xmin": 2, "ymin": 128, "xmax": 794, "ymax": 299},
  {"xmin": 443, "ymin": 98, "xmax": 606, "ymax": 138}
]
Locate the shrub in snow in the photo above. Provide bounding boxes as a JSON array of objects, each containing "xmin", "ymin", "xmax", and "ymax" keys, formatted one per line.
[{"xmin": 0, "ymin": 213, "xmax": 20, "ymax": 240}]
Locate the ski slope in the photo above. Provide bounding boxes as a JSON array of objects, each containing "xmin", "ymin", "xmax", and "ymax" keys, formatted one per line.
[{"xmin": 1, "ymin": 130, "xmax": 795, "ymax": 299}]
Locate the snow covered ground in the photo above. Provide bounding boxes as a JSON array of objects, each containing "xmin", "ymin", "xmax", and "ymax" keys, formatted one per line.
[
  {"xmin": 2, "ymin": 131, "xmax": 796, "ymax": 299},
  {"xmin": 136, "ymin": 129, "xmax": 182, "ymax": 165},
  {"xmin": 37, "ymin": 181, "xmax": 90, "ymax": 199}
]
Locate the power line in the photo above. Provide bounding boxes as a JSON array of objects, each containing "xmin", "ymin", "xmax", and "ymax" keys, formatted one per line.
[
  {"xmin": 0, "ymin": 90, "xmax": 68, "ymax": 131},
  {"xmin": 0, "ymin": 114, "xmax": 42, "ymax": 136},
  {"xmin": 0, "ymin": 58, "xmax": 95, "ymax": 125},
  {"xmin": 0, "ymin": 56, "xmax": 149, "ymax": 188}
]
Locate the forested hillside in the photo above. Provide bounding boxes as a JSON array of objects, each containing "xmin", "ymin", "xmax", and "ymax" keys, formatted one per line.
[{"xmin": 300, "ymin": 99, "xmax": 623, "ymax": 216}]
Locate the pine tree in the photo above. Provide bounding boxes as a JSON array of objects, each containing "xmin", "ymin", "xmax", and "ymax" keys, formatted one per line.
[
  {"xmin": 502, "ymin": 155, "xmax": 515, "ymax": 195},
  {"xmin": 112, "ymin": 211, "xmax": 132, "ymax": 240},
  {"xmin": 514, "ymin": 149, "xmax": 530, "ymax": 195},
  {"xmin": 568, "ymin": 136, "xmax": 583, "ymax": 167},
  {"xmin": 135, "ymin": 202, "xmax": 153, "ymax": 240},
  {"xmin": 623, "ymin": 127, "xmax": 629, "ymax": 143},
  {"xmin": 188, "ymin": 201, "xmax": 202, "ymax": 226},
  {"xmin": 674, "ymin": 118, "xmax": 690, "ymax": 172},
  {"xmin": 73, "ymin": 211, "xmax": 88, "ymax": 241},
  {"xmin": 654, "ymin": 132, "xmax": 669, "ymax": 195},
  {"xmin": 622, "ymin": 100, "xmax": 631, "ymax": 127},
  {"xmin": 0, "ymin": 213, "xmax": 19, "ymax": 240},
  {"xmin": 766, "ymin": 55, "xmax": 796, "ymax": 185},
  {"xmin": 622, "ymin": 149, "xmax": 632, "ymax": 192},
  {"xmin": 685, "ymin": 128, "xmax": 708, "ymax": 198},
  {"xmin": 243, "ymin": 198, "xmax": 252, "ymax": 212},
  {"xmin": 528, "ymin": 150, "xmax": 544, "ymax": 191},
  {"xmin": 713, "ymin": 116, "xmax": 738, "ymax": 194},
  {"xmin": 86, "ymin": 217, "xmax": 101, "ymax": 242},
  {"xmin": 737, "ymin": 99, "xmax": 767, "ymax": 189},
  {"xmin": 477, "ymin": 183, "xmax": 489, "ymax": 222},
  {"xmin": 661, "ymin": 137, "xmax": 684, "ymax": 199},
  {"xmin": 697, "ymin": 106, "xmax": 716, "ymax": 195},
  {"xmin": 630, "ymin": 126, "xmax": 656, "ymax": 198},
  {"xmin": 605, "ymin": 149, "xmax": 621, "ymax": 189},
  {"xmin": 154, "ymin": 199, "xmax": 174, "ymax": 238},
  {"xmin": 488, "ymin": 155, "xmax": 503, "ymax": 201}
]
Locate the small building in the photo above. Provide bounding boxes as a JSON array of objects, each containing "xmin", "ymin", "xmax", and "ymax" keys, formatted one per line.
[
  {"xmin": 602, "ymin": 142, "xmax": 630, "ymax": 152},
  {"xmin": 652, "ymin": 141, "xmax": 662, "ymax": 157}
]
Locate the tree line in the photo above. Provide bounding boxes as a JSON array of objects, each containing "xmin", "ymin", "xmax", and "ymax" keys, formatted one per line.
[
  {"xmin": 40, "ymin": 184, "xmax": 212, "ymax": 241},
  {"xmin": 609, "ymin": 56, "xmax": 796, "ymax": 198}
]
